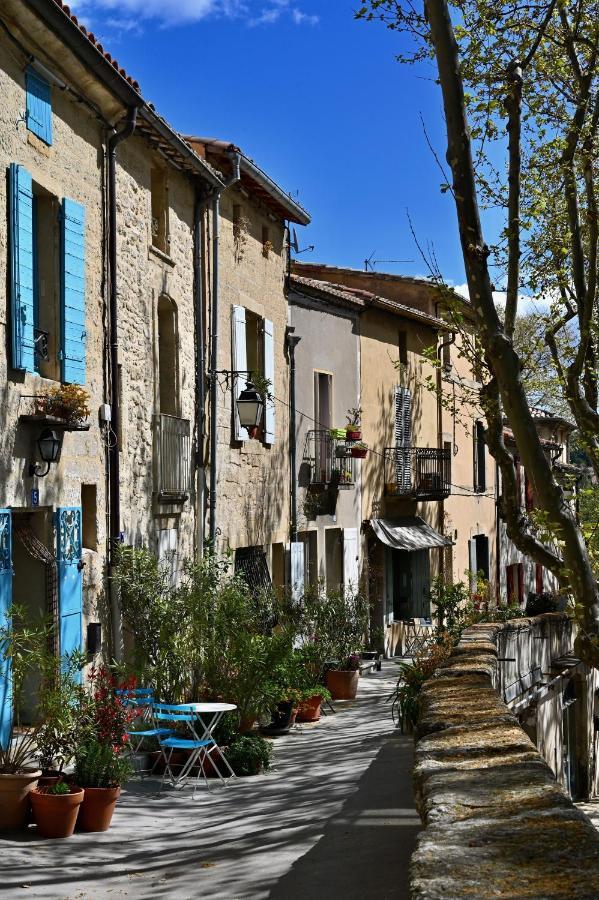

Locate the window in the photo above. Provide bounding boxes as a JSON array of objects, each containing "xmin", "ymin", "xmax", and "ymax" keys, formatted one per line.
[
  {"xmin": 157, "ymin": 527, "xmax": 178, "ymax": 588},
  {"xmin": 474, "ymin": 534, "xmax": 490, "ymax": 582},
  {"xmin": 473, "ymin": 420, "xmax": 486, "ymax": 492},
  {"xmin": 26, "ymin": 67, "xmax": 52, "ymax": 145},
  {"xmin": 157, "ymin": 296, "xmax": 179, "ymax": 416},
  {"xmin": 232, "ymin": 306, "xmax": 275, "ymax": 443},
  {"xmin": 506, "ymin": 562, "xmax": 524, "ymax": 604},
  {"xmin": 234, "ymin": 546, "xmax": 271, "ymax": 593},
  {"xmin": 9, "ymin": 165, "xmax": 86, "ymax": 382},
  {"xmin": 151, "ymin": 166, "xmax": 169, "ymax": 253},
  {"xmin": 314, "ymin": 372, "xmax": 332, "ymax": 483},
  {"xmin": 398, "ymin": 331, "xmax": 408, "ymax": 366},
  {"xmin": 81, "ymin": 484, "xmax": 98, "ymax": 551},
  {"xmin": 262, "ymin": 225, "xmax": 271, "ymax": 258}
]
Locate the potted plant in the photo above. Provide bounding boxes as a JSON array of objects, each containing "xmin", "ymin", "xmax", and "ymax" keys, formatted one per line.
[
  {"xmin": 326, "ymin": 654, "xmax": 362, "ymax": 700},
  {"xmin": 36, "ymin": 651, "xmax": 89, "ymax": 785},
  {"xmin": 38, "ymin": 384, "xmax": 90, "ymax": 426},
  {"xmin": 296, "ymin": 686, "xmax": 331, "ymax": 723},
  {"xmin": 330, "ymin": 428, "xmax": 348, "ymax": 440},
  {"xmin": 345, "ymin": 407, "xmax": 362, "ymax": 441},
  {"xmin": 30, "ymin": 779, "xmax": 84, "ymax": 839},
  {"xmin": 0, "ymin": 605, "xmax": 49, "ymax": 831},
  {"xmin": 350, "ymin": 441, "xmax": 368, "ymax": 459},
  {"xmin": 335, "ymin": 444, "xmax": 352, "ymax": 458},
  {"xmin": 74, "ymin": 740, "xmax": 133, "ymax": 832},
  {"xmin": 224, "ymin": 735, "xmax": 273, "ymax": 776}
]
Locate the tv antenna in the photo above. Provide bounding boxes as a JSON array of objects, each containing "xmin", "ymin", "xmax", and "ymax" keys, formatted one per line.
[
  {"xmin": 364, "ymin": 250, "xmax": 414, "ymax": 271},
  {"xmin": 291, "ymin": 228, "xmax": 315, "ymax": 256}
]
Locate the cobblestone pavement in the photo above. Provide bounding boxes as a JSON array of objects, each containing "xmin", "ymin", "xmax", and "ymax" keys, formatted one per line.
[{"xmin": 1, "ymin": 662, "xmax": 419, "ymax": 899}]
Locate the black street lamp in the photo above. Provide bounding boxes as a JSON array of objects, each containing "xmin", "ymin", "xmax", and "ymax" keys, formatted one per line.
[
  {"xmin": 237, "ymin": 380, "xmax": 264, "ymax": 437},
  {"xmin": 29, "ymin": 428, "xmax": 60, "ymax": 477}
]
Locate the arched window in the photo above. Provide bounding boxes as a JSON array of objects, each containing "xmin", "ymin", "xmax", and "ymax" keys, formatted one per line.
[{"xmin": 157, "ymin": 295, "xmax": 179, "ymax": 416}]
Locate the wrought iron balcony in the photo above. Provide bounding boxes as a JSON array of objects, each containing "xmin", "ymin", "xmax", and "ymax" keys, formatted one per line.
[
  {"xmin": 303, "ymin": 429, "xmax": 356, "ymax": 490},
  {"xmin": 155, "ymin": 414, "xmax": 191, "ymax": 500},
  {"xmin": 383, "ymin": 447, "xmax": 451, "ymax": 500},
  {"xmin": 34, "ymin": 328, "xmax": 49, "ymax": 362}
]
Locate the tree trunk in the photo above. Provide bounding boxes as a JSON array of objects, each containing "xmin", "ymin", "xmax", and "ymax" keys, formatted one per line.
[{"xmin": 424, "ymin": 0, "xmax": 599, "ymax": 654}]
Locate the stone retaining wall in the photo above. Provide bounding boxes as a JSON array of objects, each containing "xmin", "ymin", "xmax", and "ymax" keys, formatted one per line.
[{"xmin": 410, "ymin": 615, "xmax": 599, "ymax": 899}]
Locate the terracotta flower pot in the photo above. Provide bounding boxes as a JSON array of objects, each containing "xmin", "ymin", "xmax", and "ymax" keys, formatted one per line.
[
  {"xmin": 31, "ymin": 786, "xmax": 84, "ymax": 839},
  {"xmin": 326, "ymin": 669, "xmax": 359, "ymax": 700},
  {"xmin": 78, "ymin": 786, "xmax": 121, "ymax": 833},
  {"xmin": 0, "ymin": 769, "xmax": 41, "ymax": 831},
  {"xmin": 238, "ymin": 716, "xmax": 256, "ymax": 734},
  {"xmin": 346, "ymin": 429, "xmax": 361, "ymax": 441},
  {"xmin": 296, "ymin": 694, "xmax": 323, "ymax": 722},
  {"xmin": 351, "ymin": 447, "xmax": 368, "ymax": 458}
]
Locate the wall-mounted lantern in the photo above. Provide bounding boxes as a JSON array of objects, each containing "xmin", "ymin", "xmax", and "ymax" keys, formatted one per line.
[
  {"xmin": 28, "ymin": 428, "xmax": 60, "ymax": 477},
  {"xmin": 237, "ymin": 380, "xmax": 264, "ymax": 437}
]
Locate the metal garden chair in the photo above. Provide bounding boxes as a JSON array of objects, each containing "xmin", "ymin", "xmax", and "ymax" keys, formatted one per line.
[
  {"xmin": 117, "ymin": 688, "xmax": 174, "ymax": 777},
  {"xmin": 153, "ymin": 703, "xmax": 215, "ymax": 797}
]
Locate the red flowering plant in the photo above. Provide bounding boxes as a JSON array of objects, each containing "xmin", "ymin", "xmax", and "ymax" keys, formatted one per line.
[{"xmin": 86, "ymin": 666, "xmax": 137, "ymax": 749}]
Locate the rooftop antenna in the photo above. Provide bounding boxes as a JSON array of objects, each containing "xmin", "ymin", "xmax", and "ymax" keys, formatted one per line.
[
  {"xmin": 364, "ymin": 250, "xmax": 414, "ymax": 271},
  {"xmin": 291, "ymin": 227, "xmax": 314, "ymax": 256}
]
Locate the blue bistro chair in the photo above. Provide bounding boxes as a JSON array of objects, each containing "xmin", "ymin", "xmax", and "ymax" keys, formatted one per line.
[
  {"xmin": 116, "ymin": 688, "xmax": 174, "ymax": 777},
  {"xmin": 153, "ymin": 703, "xmax": 214, "ymax": 796}
]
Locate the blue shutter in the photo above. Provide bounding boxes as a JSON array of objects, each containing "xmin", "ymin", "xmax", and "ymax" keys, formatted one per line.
[
  {"xmin": 61, "ymin": 199, "xmax": 86, "ymax": 384},
  {"xmin": 26, "ymin": 67, "xmax": 52, "ymax": 145},
  {"xmin": 56, "ymin": 507, "xmax": 83, "ymax": 680},
  {"xmin": 9, "ymin": 164, "xmax": 35, "ymax": 372},
  {"xmin": 0, "ymin": 510, "xmax": 13, "ymax": 750}
]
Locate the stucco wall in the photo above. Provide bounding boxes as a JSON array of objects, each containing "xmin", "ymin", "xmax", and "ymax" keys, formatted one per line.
[
  {"xmin": 412, "ymin": 615, "xmax": 599, "ymax": 898},
  {"xmin": 289, "ymin": 289, "xmax": 361, "ymax": 582}
]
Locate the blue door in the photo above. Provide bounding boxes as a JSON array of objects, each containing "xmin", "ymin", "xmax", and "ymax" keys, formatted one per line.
[
  {"xmin": 56, "ymin": 507, "xmax": 83, "ymax": 680},
  {"xmin": 0, "ymin": 510, "xmax": 13, "ymax": 750}
]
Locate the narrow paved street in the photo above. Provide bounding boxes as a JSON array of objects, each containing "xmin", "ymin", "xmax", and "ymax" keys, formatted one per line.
[{"xmin": 1, "ymin": 663, "xmax": 419, "ymax": 899}]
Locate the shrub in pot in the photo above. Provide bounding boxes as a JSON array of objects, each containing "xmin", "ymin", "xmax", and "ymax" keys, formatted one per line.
[
  {"xmin": 74, "ymin": 741, "xmax": 133, "ymax": 832},
  {"xmin": 326, "ymin": 655, "xmax": 361, "ymax": 700},
  {"xmin": 225, "ymin": 735, "xmax": 273, "ymax": 776},
  {"xmin": 296, "ymin": 686, "xmax": 332, "ymax": 723},
  {"xmin": 30, "ymin": 780, "xmax": 84, "ymax": 839}
]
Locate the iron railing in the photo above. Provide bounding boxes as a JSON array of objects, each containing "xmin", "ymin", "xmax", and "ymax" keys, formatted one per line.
[
  {"xmin": 155, "ymin": 414, "xmax": 191, "ymax": 499},
  {"xmin": 303, "ymin": 430, "xmax": 356, "ymax": 489},
  {"xmin": 34, "ymin": 328, "xmax": 49, "ymax": 362},
  {"xmin": 383, "ymin": 446, "xmax": 451, "ymax": 500}
]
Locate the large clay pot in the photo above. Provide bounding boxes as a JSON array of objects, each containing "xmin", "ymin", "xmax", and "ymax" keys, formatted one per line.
[
  {"xmin": 0, "ymin": 769, "xmax": 41, "ymax": 831},
  {"xmin": 296, "ymin": 694, "xmax": 323, "ymax": 722},
  {"xmin": 31, "ymin": 786, "xmax": 84, "ymax": 839},
  {"xmin": 326, "ymin": 669, "xmax": 359, "ymax": 700},
  {"xmin": 78, "ymin": 786, "xmax": 120, "ymax": 832}
]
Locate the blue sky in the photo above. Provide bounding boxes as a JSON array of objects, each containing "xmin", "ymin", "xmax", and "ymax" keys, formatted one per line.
[{"xmin": 72, "ymin": 1, "xmax": 469, "ymax": 285}]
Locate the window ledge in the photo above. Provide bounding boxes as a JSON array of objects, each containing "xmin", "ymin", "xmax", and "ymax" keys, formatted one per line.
[{"xmin": 149, "ymin": 244, "xmax": 176, "ymax": 268}]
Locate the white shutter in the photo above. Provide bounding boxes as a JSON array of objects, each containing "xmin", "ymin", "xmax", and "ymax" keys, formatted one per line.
[
  {"xmin": 288, "ymin": 541, "xmax": 305, "ymax": 603},
  {"xmin": 263, "ymin": 318, "xmax": 275, "ymax": 443},
  {"xmin": 395, "ymin": 386, "xmax": 412, "ymax": 489},
  {"xmin": 232, "ymin": 305, "xmax": 248, "ymax": 441},
  {"xmin": 343, "ymin": 527, "xmax": 359, "ymax": 595}
]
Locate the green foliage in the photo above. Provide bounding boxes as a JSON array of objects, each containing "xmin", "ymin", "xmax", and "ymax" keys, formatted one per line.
[
  {"xmin": 579, "ymin": 486, "xmax": 599, "ymax": 578},
  {"xmin": 298, "ymin": 583, "xmax": 369, "ymax": 670},
  {"xmin": 74, "ymin": 739, "xmax": 133, "ymax": 788},
  {"xmin": 36, "ymin": 652, "xmax": 89, "ymax": 772},
  {"xmin": 224, "ymin": 735, "xmax": 273, "ymax": 776},
  {"xmin": 47, "ymin": 780, "xmax": 70, "ymax": 796},
  {"xmin": 429, "ymin": 575, "xmax": 471, "ymax": 639},
  {"xmin": 389, "ymin": 635, "xmax": 455, "ymax": 732}
]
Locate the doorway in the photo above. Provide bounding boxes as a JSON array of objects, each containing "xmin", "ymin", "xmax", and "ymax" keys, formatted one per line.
[
  {"xmin": 562, "ymin": 679, "xmax": 580, "ymax": 799},
  {"xmin": 387, "ymin": 548, "xmax": 431, "ymax": 621}
]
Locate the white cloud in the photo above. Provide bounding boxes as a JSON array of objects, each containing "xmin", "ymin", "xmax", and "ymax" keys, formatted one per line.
[
  {"xmin": 452, "ymin": 282, "xmax": 553, "ymax": 316},
  {"xmin": 72, "ymin": 0, "xmax": 318, "ymax": 28}
]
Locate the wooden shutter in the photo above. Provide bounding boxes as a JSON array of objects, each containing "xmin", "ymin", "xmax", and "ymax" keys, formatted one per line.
[
  {"xmin": 56, "ymin": 507, "xmax": 83, "ymax": 681},
  {"xmin": 288, "ymin": 542, "xmax": 305, "ymax": 603},
  {"xmin": 9, "ymin": 164, "xmax": 35, "ymax": 372},
  {"xmin": 263, "ymin": 318, "xmax": 275, "ymax": 443},
  {"xmin": 343, "ymin": 528, "xmax": 359, "ymax": 594},
  {"xmin": 232, "ymin": 305, "xmax": 248, "ymax": 441},
  {"xmin": 518, "ymin": 563, "xmax": 525, "ymax": 605},
  {"xmin": 0, "ymin": 510, "xmax": 13, "ymax": 750},
  {"xmin": 395, "ymin": 386, "xmax": 412, "ymax": 489},
  {"xmin": 61, "ymin": 198, "xmax": 87, "ymax": 384},
  {"xmin": 468, "ymin": 539, "xmax": 478, "ymax": 593},
  {"xmin": 535, "ymin": 563, "xmax": 544, "ymax": 595},
  {"xmin": 26, "ymin": 67, "xmax": 52, "ymax": 145},
  {"xmin": 506, "ymin": 564, "xmax": 514, "ymax": 603}
]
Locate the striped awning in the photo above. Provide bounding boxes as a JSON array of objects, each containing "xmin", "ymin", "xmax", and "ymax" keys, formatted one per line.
[{"xmin": 371, "ymin": 517, "xmax": 452, "ymax": 552}]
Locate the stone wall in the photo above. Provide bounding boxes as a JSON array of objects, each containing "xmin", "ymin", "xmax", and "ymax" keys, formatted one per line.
[{"xmin": 411, "ymin": 616, "xmax": 599, "ymax": 899}]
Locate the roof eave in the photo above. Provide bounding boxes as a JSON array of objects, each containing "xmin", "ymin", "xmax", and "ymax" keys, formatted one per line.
[{"xmin": 239, "ymin": 156, "xmax": 310, "ymax": 225}]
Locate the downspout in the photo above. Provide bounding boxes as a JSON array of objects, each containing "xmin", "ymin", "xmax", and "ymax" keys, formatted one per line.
[
  {"xmin": 286, "ymin": 327, "xmax": 301, "ymax": 542},
  {"xmin": 208, "ymin": 151, "xmax": 241, "ymax": 549},
  {"xmin": 107, "ymin": 106, "xmax": 137, "ymax": 659},
  {"xmin": 436, "ymin": 330, "xmax": 456, "ymax": 578},
  {"xmin": 193, "ymin": 190, "xmax": 209, "ymax": 556}
]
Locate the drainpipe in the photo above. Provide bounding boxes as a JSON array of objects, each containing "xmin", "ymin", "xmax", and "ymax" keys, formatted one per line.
[
  {"xmin": 107, "ymin": 106, "xmax": 137, "ymax": 659},
  {"xmin": 208, "ymin": 151, "xmax": 241, "ymax": 550},
  {"xmin": 193, "ymin": 190, "xmax": 210, "ymax": 555},
  {"xmin": 286, "ymin": 327, "xmax": 301, "ymax": 542},
  {"xmin": 436, "ymin": 330, "xmax": 456, "ymax": 578}
]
